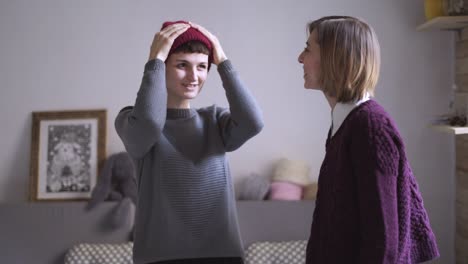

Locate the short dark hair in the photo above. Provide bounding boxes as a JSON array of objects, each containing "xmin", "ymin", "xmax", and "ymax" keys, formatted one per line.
[{"xmin": 173, "ymin": 40, "xmax": 210, "ymax": 56}]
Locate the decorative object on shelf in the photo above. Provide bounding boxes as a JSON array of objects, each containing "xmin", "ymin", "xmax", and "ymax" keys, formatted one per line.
[
  {"xmin": 446, "ymin": 0, "xmax": 467, "ymax": 15},
  {"xmin": 425, "ymin": 0, "xmax": 446, "ymax": 20},
  {"xmin": 87, "ymin": 152, "xmax": 137, "ymax": 231},
  {"xmin": 302, "ymin": 183, "xmax": 318, "ymax": 200},
  {"xmin": 29, "ymin": 109, "xmax": 107, "ymax": 201},
  {"xmin": 444, "ymin": 85, "xmax": 467, "ymax": 126},
  {"xmin": 236, "ymin": 173, "xmax": 270, "ymax": 200},
  {"xmin": 453, "ymin": 90, "xmax": 468, "ymax": 117},
  {"xmin": 431, "ymin": 113, "xmax": 467, "ymax": 127},
  {"xmin": 431, "ymin": 85, "xmax": 468, "ymax": 127},
  {"xmin": 449, "ymin": 114, "xmax": 467, "ymax": 126},
  {"xmin": 269, "ymin": 181, "xmax": 303, "ymax": 200},
  {"xmin": 271, "ymin": 158, "xmax": 311, "ymax": 186},
  {"xmin": 268, "ymin": 158, "xmax": 311, "ymax": 201},
  {"xmin": 85, "ymin": 152, "xmax": 136, "ymax": 240}
]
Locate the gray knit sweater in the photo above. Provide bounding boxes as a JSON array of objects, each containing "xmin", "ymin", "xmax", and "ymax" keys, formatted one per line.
[{"xmin": 115, "ymin": 59, "xmax": 264, "ymax": 264}]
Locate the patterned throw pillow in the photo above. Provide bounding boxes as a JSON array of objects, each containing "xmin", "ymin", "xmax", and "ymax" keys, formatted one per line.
[
  {"xmin": 64, "ymin": 242, "xmax": 133, "ymax": 264},
  {"xmin": 244, "ymin": 240, "xmax": 307, "ymax": 264}
]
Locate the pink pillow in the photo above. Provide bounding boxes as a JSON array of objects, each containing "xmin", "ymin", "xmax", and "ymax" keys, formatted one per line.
[{"xmin": 269, "ymin": 181, "xmax": 302, "ymax": 201}]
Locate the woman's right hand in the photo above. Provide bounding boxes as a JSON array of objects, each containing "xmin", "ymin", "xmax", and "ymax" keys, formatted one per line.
[{"xmin": 148, "ymin": 23, "xmax": 190, "ymax": 61}]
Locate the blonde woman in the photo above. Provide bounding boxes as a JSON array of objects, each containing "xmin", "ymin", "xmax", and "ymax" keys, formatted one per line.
[{"xmin": 298, "ymin": 16, "xmax": 439, "ymax": 263}]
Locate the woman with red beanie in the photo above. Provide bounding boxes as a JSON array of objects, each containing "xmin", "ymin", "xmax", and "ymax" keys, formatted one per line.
[
  {"xmin": 115, "ymin": 21, "xmax": 263, "ymax": 264},
  {"xmin": 298, "ymin": 16, "xmax": 439, "ymax": 263}
]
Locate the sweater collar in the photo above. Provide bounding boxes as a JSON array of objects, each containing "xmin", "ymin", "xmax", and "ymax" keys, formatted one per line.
[
  {"xmin": 166, "ymin": 108, "xmax": 196, "ymax": 120},
  {"xmin": 331, "ymin": 94, "xmax": 370, "ymax": 137}
]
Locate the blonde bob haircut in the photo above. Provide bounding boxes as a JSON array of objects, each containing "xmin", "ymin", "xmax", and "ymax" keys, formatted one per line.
[{"xmin": 308, "ymin": 16, "xmax": 380, "ymax": 102}]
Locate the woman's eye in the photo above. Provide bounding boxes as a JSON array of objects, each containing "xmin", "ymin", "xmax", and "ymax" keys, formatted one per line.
[
  {"xmin": 177, "ymin": 63, "xmax": 186, "ymax": 68},
  {"xmin": 198, "ymin": 64, "xmax": 207, "ymax": 70}
]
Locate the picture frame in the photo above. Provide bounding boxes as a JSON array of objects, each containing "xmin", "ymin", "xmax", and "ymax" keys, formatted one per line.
[{"xmin": 29, "ymin": 109, "xmax": 107, "ymax": 201}]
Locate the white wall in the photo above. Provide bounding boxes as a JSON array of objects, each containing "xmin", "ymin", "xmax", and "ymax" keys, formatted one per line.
[{"xmin": 0, "ymin": 0, "xmax": 454, "ymax": 262}]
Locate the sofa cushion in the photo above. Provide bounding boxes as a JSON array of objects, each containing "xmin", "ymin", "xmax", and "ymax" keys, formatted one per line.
[
  {"xmin": 64, "ymin": 242, "xmax": 133, "ymax": 264},
  {"xmin": 244, "ymin": 240, "xmax": 307, "ymax": 264}
]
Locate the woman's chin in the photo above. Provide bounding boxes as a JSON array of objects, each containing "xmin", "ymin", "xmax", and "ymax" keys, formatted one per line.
[{"xmin": 183, "ymin": 92, "xmax": 199, "ymax": 99}]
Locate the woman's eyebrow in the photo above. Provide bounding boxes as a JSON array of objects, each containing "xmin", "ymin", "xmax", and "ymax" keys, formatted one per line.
[{"xmin": 175, "ymin": 59, "xmax": 207, "ymax": 65}]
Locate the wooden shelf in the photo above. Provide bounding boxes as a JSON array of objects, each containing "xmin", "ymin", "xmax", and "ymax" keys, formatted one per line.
[
  {"xmin": 431, "ymin": 125, "xmax": 468, "ymax": 134},
  {"xmin": 417, "ymin": 16, "xmax": 468, "ymax": 31}
]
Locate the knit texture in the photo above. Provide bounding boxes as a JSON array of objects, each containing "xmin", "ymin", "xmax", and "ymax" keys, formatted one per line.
[
  {"xmin": 115, "ymin": 59, "xmax": 263, "ymax": 264},
  {"xmin": 306, "ymin": 100, "xmax": 439, "ymax": 264}
]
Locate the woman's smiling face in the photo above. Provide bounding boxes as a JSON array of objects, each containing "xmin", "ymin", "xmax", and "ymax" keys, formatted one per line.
[{"xmin": 165, "ymin": 52, "xmax": 209, "ymax": 108}]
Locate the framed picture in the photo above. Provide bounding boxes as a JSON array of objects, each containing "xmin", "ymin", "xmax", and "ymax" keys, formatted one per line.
[{"xmin": 29, "ymin": 109, "xmax": 107, "ymax": 201}]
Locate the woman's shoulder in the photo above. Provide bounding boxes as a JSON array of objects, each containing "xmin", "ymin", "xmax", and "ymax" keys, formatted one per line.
[
  {"xmin": 349, "ymin": 100, "xmax": 395, "ymax": 127},
  {"xmin": 347, "ymin": 100, "xmax": 403, "ymax": 141},
  {"xmin": 348, "ymin": 101, "xmax": 404, "ymax": 169}
]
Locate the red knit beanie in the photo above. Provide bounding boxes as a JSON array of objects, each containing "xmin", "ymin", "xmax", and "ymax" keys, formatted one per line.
[{"xmin": 161, "ymin": 20, "xmax": 213, "ymax": 69}]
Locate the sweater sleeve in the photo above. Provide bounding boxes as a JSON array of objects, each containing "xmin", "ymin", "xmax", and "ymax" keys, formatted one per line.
[
  {"xmin": 351, "ymin": 113, "xmax": 399, "ymax": 263},
  {"xmin": 115, "ymin": 59, "xmax": 168, "ymax": 158},
  {"xmin": 215, "ymin": 60, "xmax": 264, "ymax": 151}
]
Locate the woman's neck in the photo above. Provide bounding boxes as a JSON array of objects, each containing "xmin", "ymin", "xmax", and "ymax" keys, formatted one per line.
[
  {"xmin": 324, "ymin": 93, "xmax": 337, "ymax": 110},
  {"xmin": 167, "ymin": 99, "xmax": 190, "ymax": 109}
]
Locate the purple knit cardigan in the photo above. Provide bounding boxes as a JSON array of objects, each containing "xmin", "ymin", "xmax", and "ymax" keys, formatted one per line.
[{"xmin": 306, "ymin": 100, "xmax": 439, "ymax": 264}]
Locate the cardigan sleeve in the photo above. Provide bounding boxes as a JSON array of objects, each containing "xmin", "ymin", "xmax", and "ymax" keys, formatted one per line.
[{"xmin": 351, "ymin": 113, "xmax": 400, "ymax": 263}]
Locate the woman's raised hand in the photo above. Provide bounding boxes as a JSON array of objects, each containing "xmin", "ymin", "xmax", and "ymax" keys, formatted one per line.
[
  {"xmin": 189, "ymin": 22, "xmax": 227, "ymax": 65},
  {"xmin": 148, "ymin": 23, "xmax": 190, "ymax": 61}
]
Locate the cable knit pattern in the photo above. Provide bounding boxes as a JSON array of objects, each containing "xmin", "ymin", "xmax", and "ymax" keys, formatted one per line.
[{"xmin": 306, "ymin": 100, "xmax": 439, "ymax": 264}]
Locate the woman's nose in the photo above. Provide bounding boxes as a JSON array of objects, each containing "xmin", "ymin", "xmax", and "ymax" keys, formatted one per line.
[
  {"xmin": 187, "ymin": 68, "xmax": 197, "ymax": 81},
  {"xmin": 298, "ymin": 52, "xmax": 304, "ymax": 63}
]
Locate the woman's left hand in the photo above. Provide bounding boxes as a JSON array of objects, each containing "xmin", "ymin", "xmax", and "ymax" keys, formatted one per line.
[{"xmin": 189, "ymin": 22, "xmax": 227, "ymax": 65}]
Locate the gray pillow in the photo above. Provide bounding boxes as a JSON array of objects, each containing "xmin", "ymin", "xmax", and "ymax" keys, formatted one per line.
[{"xmin": 237, "ymin": 173, "xmax": 270, "ymax": 200}]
